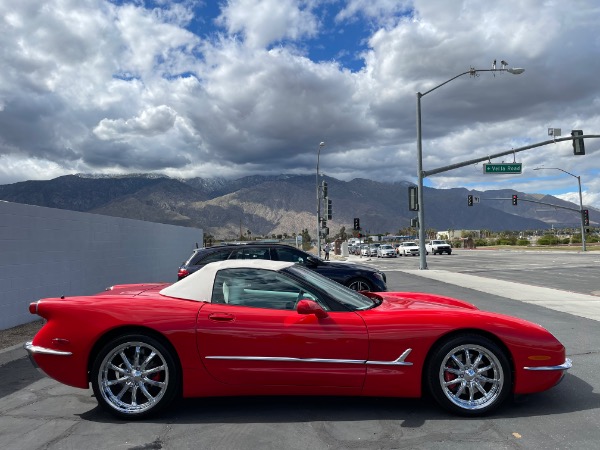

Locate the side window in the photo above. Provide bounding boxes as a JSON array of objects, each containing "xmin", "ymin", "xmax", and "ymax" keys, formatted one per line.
[
  {"xmin": 273, "ymin": 247, "xmax": 306, "ymax": 264},
  {"xmin": 211, "ymin": 268, "xmax": 326, "ymax": 311},
  {"xmin": 230, "ymin": 248, "xmax": 271, "ymax": 260},
  {"xmin": 194, "ymin": 249, "xmax": 230, "ymax": 265}
]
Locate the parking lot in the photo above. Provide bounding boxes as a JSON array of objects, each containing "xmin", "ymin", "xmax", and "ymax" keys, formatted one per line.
[{"xmin": 1, "ymin": 249, "xmax": 599, "ymax": 449}]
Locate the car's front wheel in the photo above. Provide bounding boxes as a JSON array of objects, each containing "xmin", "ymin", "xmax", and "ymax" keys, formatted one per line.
[
  {"xmin": 347, "ymin": 278, "xmax": 373, "ymax": 292},
  {"xmin": 91, "ymin": 334, "xmax": 179, "ymax": 419},
  {"xmin": 425, "ymin": 334, "xmax": 511, "ymax": 416}
]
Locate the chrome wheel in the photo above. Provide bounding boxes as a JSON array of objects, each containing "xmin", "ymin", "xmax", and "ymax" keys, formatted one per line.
[
  {"xmin": 92, "ymin": 335, "xmax": 178, "ymax": 418},
  {"xmin": 347, "ymin": 279, "xmax": 372, "ymax": 292},
  {"xmin": 427, "ymin": 334, "xmax": 511, "ymax": 415},
  {"xmin": 439, "ymin": 344, "xmax": 503, "ymax": 411}
]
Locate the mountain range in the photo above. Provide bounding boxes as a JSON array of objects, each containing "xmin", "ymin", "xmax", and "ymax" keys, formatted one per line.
[{"xmin": 0, "ymin": 174, "xmax": 596, "ymax": 239}]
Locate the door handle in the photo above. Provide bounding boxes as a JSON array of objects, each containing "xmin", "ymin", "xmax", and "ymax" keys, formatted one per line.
[{"xmin": 208, "ymin": 313, "xmax": 235, "ymax": 322}]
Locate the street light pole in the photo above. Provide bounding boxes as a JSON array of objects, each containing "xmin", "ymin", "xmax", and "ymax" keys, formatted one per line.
[
  {"xmin": 316, "ymin": 141, "xmax": 325, "ymax": 257},
  {"xmin": 416, "ymin": 66, "xmax": 525, "ymax": 269},
  {"xmin": 534, "ymin": 167, "xmax": 586, "ymax": 251}
]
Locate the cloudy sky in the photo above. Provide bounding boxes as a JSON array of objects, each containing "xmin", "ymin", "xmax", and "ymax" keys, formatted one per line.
[{"xmin": 1, "ymin": 0, "xmax": 599, "ymax": 208}]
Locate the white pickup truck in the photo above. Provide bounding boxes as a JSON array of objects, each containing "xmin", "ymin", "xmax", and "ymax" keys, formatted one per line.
[{"xmin": 425, "ymin": 240, "xmax": 452, "ymax": 255}]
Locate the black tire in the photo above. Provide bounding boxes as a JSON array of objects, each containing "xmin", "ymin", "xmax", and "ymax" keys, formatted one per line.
[
  {"xmin": 91, "ymin": 333, "xmax": 179, "ymax": 419},
  {"xmin": 425, "ymin": 334, "xmax": 511, "ymax": 416},
  {"xmin": 347, "ymin": 278, "xmax": 373, "ymax": 292}
]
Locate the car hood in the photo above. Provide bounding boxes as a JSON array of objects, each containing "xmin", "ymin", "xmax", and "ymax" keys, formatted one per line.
[
  {"xmin": 320, "ymin": 261, "xmax": 381, "ymax": 272},
  {"xmin": 366, "ymin": 291, "xmax": 479, "ymax": 311}
]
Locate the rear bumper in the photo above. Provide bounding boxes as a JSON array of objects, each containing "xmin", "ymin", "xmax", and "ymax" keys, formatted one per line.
[{"xmin": 24, "ymin": 341, "xmax": 72, "ymax": 377}]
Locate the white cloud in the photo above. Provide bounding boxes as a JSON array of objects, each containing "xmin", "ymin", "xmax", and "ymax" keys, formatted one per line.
[
  {"xmin": 216, "ymin": 0, "xmax": 319, "ymax": 48},
  {"xmin": 0, "ymin": 0, "xmax": 599, "ymax": 209},
  {"xmin": 94, "ymin": 105, "xmax": 178, "ymax": 139}
]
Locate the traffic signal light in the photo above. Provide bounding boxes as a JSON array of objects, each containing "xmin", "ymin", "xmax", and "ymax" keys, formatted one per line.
[
  {"xmin": 353, "ymin": 218, "xmax": 360, "ymax": 230},
  {"xmin": 327, "ymin": 199, "xmax": 332, "ymax": 220},
  {"xmin": 512, "ymin": 195, "xmax": 518, "ymax": 205},
  {"xmin": 571, "ymin": 130, "xmax": 585, "ymax": 155},
  {"xmin": 408, "ymin": 186, "xmax": 418, "ymax": 211},
  {"xmin": 583, "ymin": 209, "xmax": 589, "ymax": 226},
  {"xmin": 321, "ymin": 181, "xmax": 328, "ymax": 198},
  {"xmin": 467, "ymin": 195, "xmax": 473, "ymax": 206}
]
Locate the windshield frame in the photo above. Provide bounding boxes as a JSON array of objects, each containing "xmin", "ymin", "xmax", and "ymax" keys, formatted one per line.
[{"xmin": 283, "ymin": 265, "xmax": 375, "ymax": 311}]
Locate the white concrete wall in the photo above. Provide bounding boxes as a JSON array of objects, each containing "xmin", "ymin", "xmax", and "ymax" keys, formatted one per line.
[{"xmin": 0, "ymin": 201, "xmax": 203, "ymax": 330}]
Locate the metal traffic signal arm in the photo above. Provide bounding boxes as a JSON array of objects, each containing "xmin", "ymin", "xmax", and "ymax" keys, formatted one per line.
[
  {"xmin": 422, "ymin": 134, "xmax": 600, "ymax": 179},
  {"xmin": 482, "ymin": 196, "xmax": 581, "ymax": 213},
  {"xmin": 470, "ymin": 195, "xmax": 589, "ymax": 251},
  {"xmin": 416, "ymin": 133, "xmax": 599, "ymax": 264}
]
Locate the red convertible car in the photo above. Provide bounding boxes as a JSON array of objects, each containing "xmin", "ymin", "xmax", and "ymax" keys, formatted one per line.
[{"xmin": 25, "ymin": 260, "xmax": 571, "ymax": 419}]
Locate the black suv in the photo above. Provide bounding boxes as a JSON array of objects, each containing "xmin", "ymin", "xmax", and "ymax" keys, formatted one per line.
[{"xmin": 177, "ymin": 243, "xmax": 387, "ymax": 292}]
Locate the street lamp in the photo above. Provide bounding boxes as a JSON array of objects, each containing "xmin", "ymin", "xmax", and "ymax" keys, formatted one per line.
[
  {"xmin": 533, "ymin": 167, "xmax": 586, "ymax": 251},
  {"xmin": 316, "ymin": 141, "xmax": 325, "ymax": 257},
  {"xmin": 416, "ymin": 65, "xmax": 525, "ymax": 269}
]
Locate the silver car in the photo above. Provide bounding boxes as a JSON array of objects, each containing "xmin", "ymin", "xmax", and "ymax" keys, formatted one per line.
[
  {"xmin": 377, "ymin": 244, "xmax": 397, "ymax": 258},
  {"xmin": 369, "ymin": 244, "xmax": 380, "ymax": 256}
]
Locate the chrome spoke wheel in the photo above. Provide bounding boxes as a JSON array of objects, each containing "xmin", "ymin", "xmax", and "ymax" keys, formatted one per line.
[
  {"xmin": 426, "ymin": 334, "xmax": 511, "ymax": 415},
  {"xmin": 439, "ymin": 344, "xmax": 504, "ymax": 411},
  {"xmin": 347, "ymin": 279, "xmax": 371, "ymax": 292},
  {"xmin": 97, "ymin": 340, "xmax": 169, "ymax": 415}
]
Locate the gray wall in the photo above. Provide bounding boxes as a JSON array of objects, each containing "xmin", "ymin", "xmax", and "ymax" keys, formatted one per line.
[{"xmin": 0, "ymin": 201, "xmax": 203, "ymax": 330}]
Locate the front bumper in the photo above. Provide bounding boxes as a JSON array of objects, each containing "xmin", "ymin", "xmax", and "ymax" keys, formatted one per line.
[{"xmin": 524, "ymin": 358, "xmax": 572, "ymax": 371}]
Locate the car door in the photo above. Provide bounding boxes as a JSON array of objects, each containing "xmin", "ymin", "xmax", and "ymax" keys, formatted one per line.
[{"xmin": 197, "ymin": 267, "xmax": 368, "ymax": 387}]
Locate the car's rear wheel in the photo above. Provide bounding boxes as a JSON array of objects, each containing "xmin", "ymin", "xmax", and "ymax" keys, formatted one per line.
[
  {"xmin": 425, "ymin": 334, "xmax": 511, "ymax": 416},
  {"xmin": 91, "ymin": 334, "xmax": 179, "ymax": 419},
  {"xmin": 347, "ymin": 278, "xmax": 373, "ymax": 292}
]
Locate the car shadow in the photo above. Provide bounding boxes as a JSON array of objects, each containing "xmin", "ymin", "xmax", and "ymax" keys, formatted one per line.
[{"xmin": 79, "ymin": 373, "xmax": 598, "ymax": 424}]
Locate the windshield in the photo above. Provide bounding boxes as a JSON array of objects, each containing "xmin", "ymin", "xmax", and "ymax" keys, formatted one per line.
[
  {"xmin": 284, "ymin": 265, "xmax": 375, "ymax": 311},
  {"xmin": 403, "ymin": 242, "xmax": 417, "ymax": 246}
]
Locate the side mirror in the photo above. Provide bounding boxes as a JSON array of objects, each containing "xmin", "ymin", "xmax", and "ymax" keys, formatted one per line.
[
  {"xmin": 296, "ymin": 299, "xmax": 328, "ymax": 319},
  {"xmin": 306, "ymin": 256, "xmax": 319, "ymax": 266}
]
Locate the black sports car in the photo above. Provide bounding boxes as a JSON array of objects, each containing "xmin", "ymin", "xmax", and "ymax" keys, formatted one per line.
[{"xmin": 178, "ymin": 243, "xmax": 387, "ymax": 292}]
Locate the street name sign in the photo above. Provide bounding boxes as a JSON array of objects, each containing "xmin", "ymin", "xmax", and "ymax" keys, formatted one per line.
[{"xmin": 483, "ymin": 163, "xmax": 522, "ymax": 174}]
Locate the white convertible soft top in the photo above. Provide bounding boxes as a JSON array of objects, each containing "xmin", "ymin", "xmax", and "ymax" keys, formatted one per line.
[{"xmin": 159, "ymin": 259, "xmax": 295, "ymax": 302}]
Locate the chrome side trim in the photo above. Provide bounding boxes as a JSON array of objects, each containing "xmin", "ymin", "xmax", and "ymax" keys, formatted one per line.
[
  {"xmin": 524, "ymin": 358, "xmax": 572, "ymax": 371},
  {"xmin": 207, "ymin": 356, "xmax": 365, "ymax": 364},
  {"xmin": 366, "ymin": 348, "xmax": 413, "ymax": 366},
  {"xmin": 206, "ymin": 349, "xmax": 413, "ymax": 366},
  {"xmin": 24, "ymin": 341, "xmax": 72, "ymax": 356}
]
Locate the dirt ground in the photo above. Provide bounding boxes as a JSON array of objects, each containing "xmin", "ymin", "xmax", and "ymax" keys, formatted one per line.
[{"xmin": 0, "ymin": 320, "xmax": 43, "ymax": 350}]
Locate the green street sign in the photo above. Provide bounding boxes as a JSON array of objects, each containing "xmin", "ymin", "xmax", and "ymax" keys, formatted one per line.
[{"xmin": 483, "ymin": 163, "xmax": 522, "ymax": 174}]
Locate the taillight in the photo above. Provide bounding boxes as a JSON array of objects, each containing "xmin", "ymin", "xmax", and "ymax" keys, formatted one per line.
[
  {"xmin": 178, "ymin": 268, "xmax": 189, "ymax": 279},
  {"xmin": 29, "ymin": 301, "xmax": 39, "ymax": 315}
]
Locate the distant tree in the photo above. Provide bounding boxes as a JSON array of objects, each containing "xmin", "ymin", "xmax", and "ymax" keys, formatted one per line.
[{"xmin": 301, "ymin": 229, "xmax": 312, "ymax": 251}]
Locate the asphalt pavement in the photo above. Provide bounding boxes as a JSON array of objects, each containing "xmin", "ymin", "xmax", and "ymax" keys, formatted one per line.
[{"xmin": 1, "ymin": 249, "xmax": 599, "ymax": 449}]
